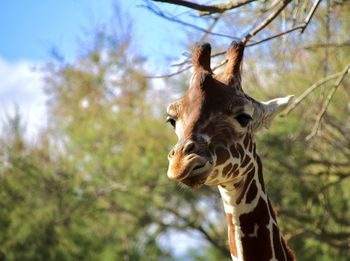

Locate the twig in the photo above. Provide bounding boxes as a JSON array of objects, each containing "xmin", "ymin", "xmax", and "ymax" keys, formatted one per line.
[
  {"xmin": 166, "ymin": 50, "xmax": 230, "ymax": 75},
  {"xmin": 306, "ymin": 63, "xmax": 350, "ymax": 140},
  {"xmin": 199, "ymin": 14, "xmax": 222, "ymax": 42},
  {"xmin": 241, "ymin": 0, "xmax": 292, "ymax": 44},
  {"xmin": 170, "ymin": 57, "xmax": 191, "ymax": 67},
  {"xmin": 244, "ymin": 0, "xmax": 321, "ymax": 45},
  {"xmin": 148, "ymin": 0, "xmax": 322, "ymax": 78},
  {"xmin": 283, "ymin": 71, "xmax": 345, "ymax": 116},
  {"xmin": 246, "ymin": 25, "xmax": 303, "ymax": 47},
  {"xmin": 144, "ymin": 4, "xmax": 235, "ymax": 39},
  {"xmin": 300, "ymin": 0, "xmax": 322, "ymax": 34},
  {"xmin": 291, "ymin": 0, "xmax": 301, "ymax": 27},
  {"xmin": 170, "ymin": 15, "xmax": 225, "ymax": 68},
  {"xmin": 152, "ymin": 0, "xmax": 257, "ymax": 16},
  {"xmin": 172, "ymin": 46, "xmax": 231, "ymax": 68},
  {"xmin": 212, "ymin": 58, "xmax": 228, "ymax": 72},
  {"xmin": 304, "ymin": 42, "xmax": 350, "ymax": 49},
  {"xmin": 324, "ymin": 0, "xmax": 331, "ymax": 78},
  {"xmin": 199, "ymin": 0, "xmax": 256, "ymax": 16},
  {"xmin": 145, "ymin": 65, "xmax": 192, "ymax": 78}
]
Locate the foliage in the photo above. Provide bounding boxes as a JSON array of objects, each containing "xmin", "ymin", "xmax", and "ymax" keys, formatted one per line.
[{"xmin": 0, "ymin": 33, "xmax": 169, "ymax": 261}]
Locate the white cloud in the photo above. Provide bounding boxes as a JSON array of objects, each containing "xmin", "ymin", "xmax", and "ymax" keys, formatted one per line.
[{"xmin": 0, "ymin": 57, "xmax": 47, "ymax": 139}]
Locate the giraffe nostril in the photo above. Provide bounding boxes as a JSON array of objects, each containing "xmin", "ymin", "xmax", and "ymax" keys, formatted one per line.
[
  {"xmin": 184, "ymin": 141, "xmax": 196, "ymax": 154},
  {"xmin": 168, "ymin": 148, "xmax": 175, "ymax": 159}
]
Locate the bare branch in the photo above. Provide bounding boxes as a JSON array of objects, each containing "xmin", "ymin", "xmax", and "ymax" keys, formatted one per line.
[
  {"xmin": 148, "ymin": 0, "xmax": 324, "ymax": 78},
  {"xmin": 246, "ymin": 25, "xmax": 304, "ymax": 47},
  {"xmin": 323, "ymin": 191, "xmax": 350, "ymax": 226},
  {"xmin": 212, "ymin": 58, "xmax": 228, "ymax": 72},
  {"xmin": 199, "ymin": 14, "xmax": 222, "ymax": 42},
  {"xmin": 242, "ymin": 0, "xmax": 292, "ymax": 44},
  {"xmin": 294, "ymin": 230, "xmax": 350, "ymax": 250},
  {"xmin": 144, "ymin": 3, "xmax": 235, "ymax": 39},
  {"xmin": 145, "ymin": 65, "xmax": 192, "ymax": 78},
  {"xmin": 306, "ymin": 63, "xmax": 350, "ymax": 140},
  {"xmin": 171, "ymin": 49, "xmax": 227, "ymax": 69},
  {"xmin": 283, "ymin": 71, "xmax": 345, "ymax": 116},
  {"xmin": 199, "ymin": 0, "xmax": 256, "ymax": 16},
  {"xmin": 152, "ymin": 0, "xmax": 257, "ymax": 16},
  {"xmin": 245, "ymin": 0, "xmax": 322, "ymax": 46},
  {"xmin": 305, "ymin": 41, "xmax": 350, "ymax": 49},
  {"xmin": 300, "ymin": 0, "xmax": 322, "ymax": 34}
]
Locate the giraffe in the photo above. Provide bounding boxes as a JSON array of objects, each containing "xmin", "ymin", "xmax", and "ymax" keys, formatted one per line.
[{"xmin": 166, "ymin": 41, "xmax": 296, "ymax": 261}]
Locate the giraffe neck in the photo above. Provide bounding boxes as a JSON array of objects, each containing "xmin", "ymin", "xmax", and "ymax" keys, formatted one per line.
[{"xmin": 218, "ymin": 155, "xmax": 294, "ymax": 261}]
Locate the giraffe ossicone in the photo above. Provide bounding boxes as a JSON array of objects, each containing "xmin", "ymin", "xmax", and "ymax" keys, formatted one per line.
[{"xmin": 166, "ymin": 41, "xmax": 295, "ymax": 261}]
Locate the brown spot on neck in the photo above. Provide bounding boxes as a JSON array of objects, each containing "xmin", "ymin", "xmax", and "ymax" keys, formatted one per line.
[
  {"xmin": 240, "ymin": 154, "xmax": 251, "ymax": 168},
  {"xmin": 245, "ymin": 179, "xmax": 258, "ymax": 204},
  {"xmin": 230, "ymin": 144, "xmax": 239, "ymax": 158},
  {"xmin": 273, "ymin": 224, "xmax": 296, "ymax": 261},
  {"xmin": 236, "ymin": 167, "xmax": 255, "ymax": 205},
  {"xmin": 223, "ymin": 163, "xmax": 233, "ymax": 177},
  {"xmin": 215, "ymin": 147, "xmax": 230, "ymax": 165},
  {"xmin": 236, "ymin": 143, "xmax": 245, "ymax": 159},
  {"xmin": 243, "ymin": 133, "xmax": 250, "ymax": 148},
  {"xmin": 236, "ymin": 196, "xmax": 295, "ymax": 261},
  {"xmin": 239, "ymin": 198, "xmax": 273, "ymax": 260}
]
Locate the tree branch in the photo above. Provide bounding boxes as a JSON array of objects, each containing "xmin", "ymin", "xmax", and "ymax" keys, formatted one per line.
[
  {"xmin": 245, "ymin": 0, "xmax": 321, "ymax": 45},
  {"xmin": 199, "ymin": 14, "xmax": 222, "ymax": 42},
  {"xmin": 241, "ymin": 0, "xmax": 292, "ymax": 44},
  {"xmin": 246, "ymin": 25, "xmax": 304, "ymax": 47},
  {"xmin": 147, "ymin": 0, "xmax": 323, "ymax": 78},
  {"xmin": 295, "ymin": 230, "xmax": 349, "ymax": 250},
  {"xmin": 304, "ymin": 41, "xmax": 350, "ymax": 50},
  {"xmin": 145, "ymin": 65, "xmax": 192, "ymax": 78},
  {"xmin": 144, "ymin": 3, "xmax": 235, "ymax": 39},
  {"xmin": 152, "ymin": 0, "xmax": 257, "ymax": 16},
  {"xmin": 300, "ymin": 0, "xmax": 322, "ymax": 34},
  {"xmin": 283, "ymin": 71, "xmax": 345, "ymax": 116},
  {"xmin": 306, "ymin": 63, "xmax": 350, "ymax": 140}
]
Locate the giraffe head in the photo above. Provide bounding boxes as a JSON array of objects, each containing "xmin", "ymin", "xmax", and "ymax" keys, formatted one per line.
[{"xmin": 166, "ymin": 42, "xmax": 293, "ymax": 188}]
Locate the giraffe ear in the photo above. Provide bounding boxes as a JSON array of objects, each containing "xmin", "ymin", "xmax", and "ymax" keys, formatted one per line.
[{"xmin": 252, "ymin": 95, "xmax": 294, "ymax": 131}]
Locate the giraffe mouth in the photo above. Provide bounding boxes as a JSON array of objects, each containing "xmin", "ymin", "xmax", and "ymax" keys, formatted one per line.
[
  {"xmin": 181, "ymin": 160, "xmax": 213, "ymax": 188},
  {"xmin": 167, "ymin": 153, "xmax": 213, "ymax": 187},
  {"xmin": 192, "ymin": 161, "xmax": 212, "ymax": 175}
]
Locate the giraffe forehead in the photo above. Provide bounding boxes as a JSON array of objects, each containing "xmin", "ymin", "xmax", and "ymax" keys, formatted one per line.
[{"xmin": 168, "ymin": 89, "xmax": 251, "ymax": 119}]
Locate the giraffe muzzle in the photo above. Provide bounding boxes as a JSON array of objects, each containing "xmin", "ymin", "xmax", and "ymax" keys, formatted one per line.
[{"xmin": 167, "ymin": 153, "xmax": 213, "ymax": 186}]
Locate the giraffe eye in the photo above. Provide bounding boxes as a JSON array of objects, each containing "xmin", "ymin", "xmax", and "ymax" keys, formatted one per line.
[
  {"xmin": 235, "ymin": 113, "xmax": 252, "ymax": 127},
  {"xmin": 166, "ymin": 117, "xmax": 176, "ymax": 129}
]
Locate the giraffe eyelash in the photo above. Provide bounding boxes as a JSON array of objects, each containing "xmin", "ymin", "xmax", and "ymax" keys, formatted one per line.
[
  {"xmin": 166, "ymin": 116, "xmax": 176, "ymax": 128},
  {"xmin": 235, "ymin": 113, "xmax": 252, "ymax": 127}
]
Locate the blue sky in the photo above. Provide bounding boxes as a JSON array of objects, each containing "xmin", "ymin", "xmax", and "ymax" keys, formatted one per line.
[
  {"xmin": 0, "ymin": 0, "xmax": 191, "ymax": 136},
  {"xmin": 0, "ymin": 0, "xmax": 112, "ymax": 61},
  {"xmin": 0, "ymin": 0, "xmax": 188, "ymax": 65}
]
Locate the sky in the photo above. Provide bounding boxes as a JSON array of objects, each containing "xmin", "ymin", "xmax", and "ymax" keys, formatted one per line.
[
  {"xmin": 0, "ymin": 0, "xmax": 190, "ymax": 137},
  {"xmin": 0, "ymin": 0, "xmax": 189, "ymax": 63},
  {"xmin": 0, "ymin": 0, "xmax": 201, "ymax": 257}
]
